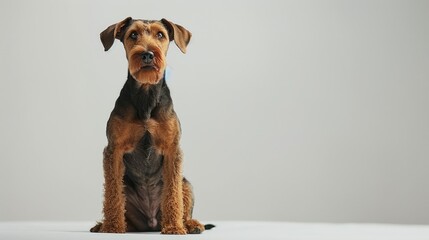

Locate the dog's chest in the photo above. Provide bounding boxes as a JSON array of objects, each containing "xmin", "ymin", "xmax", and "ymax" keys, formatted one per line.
[
  {"xmin": 123, "ymin": 131, "xmax": 163, "ymax": 185},
  {"xmin": 130, "ymin": 81, "xmax": 163, "ymax": 121},
  {"xmin": 123, "ymin": 131, "xmax": 164, "ymax": 222}
]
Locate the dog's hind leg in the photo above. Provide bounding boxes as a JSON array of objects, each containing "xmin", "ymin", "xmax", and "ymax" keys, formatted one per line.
[{"xmin": 182, "ymin": 178, "xmax": 205, "ymax": 234}]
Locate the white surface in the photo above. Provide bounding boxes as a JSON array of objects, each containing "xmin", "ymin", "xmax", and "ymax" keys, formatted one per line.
[{"xmin": 1, "ymin": 221, "xmax": 429, "ymax": 240}]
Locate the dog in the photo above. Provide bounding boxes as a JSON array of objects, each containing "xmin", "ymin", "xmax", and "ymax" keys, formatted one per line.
[{"xmin": 90, "ymin": 17, "xmax": 213, "ymax": 234}]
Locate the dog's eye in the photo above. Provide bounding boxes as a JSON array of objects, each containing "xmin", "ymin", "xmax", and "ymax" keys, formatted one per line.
[
  {"xmin": 130, "ymin": 32, "xmax": 138, "ymax": 40},
  {"xmin": 156, "ymin": 32, "xmax": 164, "ymax": 39}
]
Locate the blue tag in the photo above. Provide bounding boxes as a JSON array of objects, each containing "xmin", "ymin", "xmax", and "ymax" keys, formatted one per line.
[{"xmin": 165, "ymin": 66, "xmax": 171, "ymax": 82}]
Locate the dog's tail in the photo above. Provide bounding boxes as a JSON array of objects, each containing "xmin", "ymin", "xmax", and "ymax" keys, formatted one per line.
[{"xmin": 204, "ymin": 224, "xmax": 216, "ymax": 230}]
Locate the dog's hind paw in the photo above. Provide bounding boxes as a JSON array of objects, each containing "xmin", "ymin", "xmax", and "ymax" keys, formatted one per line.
[
  {"xmin": 161, "ymin": 226, "xmax": 187, "ymax": 235},
  {"xmin": 90, "ymin": 222, "xmax": 102, "ymax": 232},
  {"xmin": 185, "ymin": 219, "xmax": 205, "ymax": 234}
]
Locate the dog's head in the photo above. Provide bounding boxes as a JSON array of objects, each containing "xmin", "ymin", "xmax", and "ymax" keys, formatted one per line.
[{"xmin": 100, "ymin": 17, "xmax": 191, "ymax": 85}]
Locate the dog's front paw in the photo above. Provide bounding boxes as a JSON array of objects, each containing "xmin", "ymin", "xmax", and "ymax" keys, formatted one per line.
[
  {"xmin": 97, "ymin": 221, "xmax": 126, "ymax": 233},
  {"xmin": 161, "ymin": 226, "xmax": 187, "ymax": 235}
]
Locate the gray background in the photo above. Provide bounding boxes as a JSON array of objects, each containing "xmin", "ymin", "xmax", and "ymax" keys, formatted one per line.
[{"xmin": 0, "ymin": 0, "xmax": 428, "ymax": 224}]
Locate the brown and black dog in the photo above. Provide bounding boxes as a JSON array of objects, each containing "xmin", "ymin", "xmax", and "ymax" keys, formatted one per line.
[{"xmin": 90, "ymin": 17, "xmax": 213, "ymax": 234}]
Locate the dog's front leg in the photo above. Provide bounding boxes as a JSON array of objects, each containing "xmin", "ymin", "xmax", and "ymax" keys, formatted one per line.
[
  {"xmin": 90, "ymin": 144, "xmax": 127, "ymax": 233},
  {"xmin": 161, "ymin": 148, "xmax": 186, "ymax": 234},
  {"xmin": 99, "ymin": 116, "xmax": 145, "ymax": 233},
  {"xmin": 100, "ymin": 145, "xmax": 127, "ymax": 233}
]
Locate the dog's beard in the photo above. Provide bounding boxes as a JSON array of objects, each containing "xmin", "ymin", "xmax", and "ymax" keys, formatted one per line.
[{"xmin": 128, "ymin": 47, "xmax": 166, "ymax": 85}]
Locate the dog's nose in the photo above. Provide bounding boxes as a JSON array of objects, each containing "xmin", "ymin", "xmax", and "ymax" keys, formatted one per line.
[{"xmin": 142, "ymin": 51, "xmax": 154, "ymax": 64}]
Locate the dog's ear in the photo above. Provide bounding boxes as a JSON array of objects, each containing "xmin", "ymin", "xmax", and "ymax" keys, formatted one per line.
[
  {"xmin": 161, "ymin": 18, "xmax": 192, "ymax": 54},
  {"xmin": 100, "ymin": 17, "xmax": 132, "ymax": 51}
]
